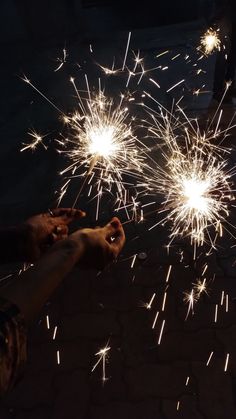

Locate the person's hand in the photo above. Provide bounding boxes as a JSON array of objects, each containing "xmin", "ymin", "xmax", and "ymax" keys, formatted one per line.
[
  {"xmin": 21, "ymin": 208, "xmax": 86, "ymax": 261},
  {"xmin": 69, "ymin": 217, "xmax": 125, "ymax": 270}
]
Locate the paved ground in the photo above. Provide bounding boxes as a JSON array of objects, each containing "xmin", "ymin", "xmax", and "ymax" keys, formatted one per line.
[{"xmin": 0, "ymin": 10, "xmax": 236, "ymax": 419}]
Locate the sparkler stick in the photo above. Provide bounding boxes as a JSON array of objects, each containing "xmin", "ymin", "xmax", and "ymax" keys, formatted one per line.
[{"xmin": 72, "ymin": 171, "xmax": 91, "ymax": 208}]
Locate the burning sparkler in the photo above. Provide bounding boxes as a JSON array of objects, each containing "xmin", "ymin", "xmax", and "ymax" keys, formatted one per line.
[
  {"xmin": 22, "ymin": 73, "xmax": 146, "ymax": 216},
  {"xmin": 58, "ymin": 77, "xmax": 145, "ymax": 211},
  {"xmin": 141, "ymin": 96, "xmax": 236, "ymax": 256},
  {"xmin": 198, "ymin": 27, "xmax": 221, "ymax": 56},
  {"xmin": 164, "ymin": 151, "xmax": 232, "ymax": 246}
]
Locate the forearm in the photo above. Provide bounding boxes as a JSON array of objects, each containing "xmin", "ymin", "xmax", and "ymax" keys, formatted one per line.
[{"xmin": 0, "ymin": 238, "xmax": 84, "ymax": 324}]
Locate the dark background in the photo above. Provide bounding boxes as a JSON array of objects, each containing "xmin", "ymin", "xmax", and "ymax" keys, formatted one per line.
[{"xmin": 1, "ymin": 2, "xmax": 236, "ymax": 419}]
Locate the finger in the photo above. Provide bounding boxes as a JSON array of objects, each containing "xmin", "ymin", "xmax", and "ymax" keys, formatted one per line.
[
  {"xmin": 109, "ymin": 225, "xmax": 126, "ymax": 257},
  {"xmin": 51, "ymin": 233, "xmax": 58, "ymax": 243},
  {"xmin": 51, "ymin": 208, "xmax": 86, "ymax": 223},
  {"xmin": 102, "ymin": 217, "xmax": 122, "ymax": 239},
  {"xmin": 51, "ymin": 232, "xmax": 68, "ymax": 243},
  {"xmin": 54, "ymin": 225, "xmax": 69, "ymax": 235}
]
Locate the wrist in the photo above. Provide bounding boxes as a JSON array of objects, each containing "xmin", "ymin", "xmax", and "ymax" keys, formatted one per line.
[{"xmin": 50, "ymin": 235, "xmax": 86, "ymax": 264}]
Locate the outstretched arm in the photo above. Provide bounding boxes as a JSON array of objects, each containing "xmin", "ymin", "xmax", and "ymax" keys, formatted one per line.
[
  {"xmin": 0, "ymin": 217, "xmax": 125, "ymax": 324},
  {"xmin": 0, "ymin": 208, "xmax": 85, "ymax": 264}
]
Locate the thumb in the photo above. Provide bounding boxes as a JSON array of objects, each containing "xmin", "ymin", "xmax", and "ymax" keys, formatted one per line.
[
  {"xmin": 103, "ymin": 217, "xmax": 122, "ymax": 239},
  {"xmin": 54, "ymin": 208, "xmax": 86, "ymax": 224}
]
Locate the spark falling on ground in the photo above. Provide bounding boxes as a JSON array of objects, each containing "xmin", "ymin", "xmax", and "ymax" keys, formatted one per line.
[{"xmin": 92, "ymin": 342, "xmax": 111, "ymax": 383}]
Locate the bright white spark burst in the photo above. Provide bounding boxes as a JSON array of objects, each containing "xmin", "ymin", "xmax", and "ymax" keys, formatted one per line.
[
  {"xmin": 199, "ymin": 27, "xmax": 221, "ymax": 56},
  {"xmin": 142, "ymin": 98, "xmax": 236, "ymax": 253},
  {"xmin": 164, "ymin": 152, "xmax": 233, "ymax": 247},
  {"xmin": 58, "ymin": 79, "xmax": 145, "ymax": 210}
]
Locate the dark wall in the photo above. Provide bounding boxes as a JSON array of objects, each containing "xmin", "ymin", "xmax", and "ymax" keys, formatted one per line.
[{"xmin": 0, "ymin": 0, "xmax": 213, "ymax": 44}]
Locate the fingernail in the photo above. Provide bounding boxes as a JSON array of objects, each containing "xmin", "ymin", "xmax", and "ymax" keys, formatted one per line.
[{"xmin": 75, "ymin": 210, "xmax": 86, "ymax": 217}]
